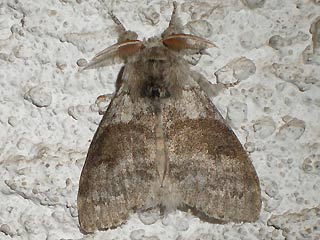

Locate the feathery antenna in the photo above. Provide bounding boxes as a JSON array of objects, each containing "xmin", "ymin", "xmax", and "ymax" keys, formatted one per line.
[
  {"xmin": 108, "ymin": 10, "xmax": 138, "ymax": 42},
  {"xmin": 108, "ymin": 10, "xmax": 126, "ymax": 32},
  {"xmin": 162, "ymin": 1, "xmax": 183, "ymax": 37},
  {"xmin": 168, "ymin": 1, "xmax": 178, "ymax": 30}
]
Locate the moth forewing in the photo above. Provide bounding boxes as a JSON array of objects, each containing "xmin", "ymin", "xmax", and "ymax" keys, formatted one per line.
[{"xmin": 77, "ymin": 1, "xmax": 261, "ymax": 234}]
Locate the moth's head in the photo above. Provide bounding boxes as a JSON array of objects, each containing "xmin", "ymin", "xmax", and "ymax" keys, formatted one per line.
[{"xmin": 82, "ymin": 1, "xmax": 216, "ymax": 70}]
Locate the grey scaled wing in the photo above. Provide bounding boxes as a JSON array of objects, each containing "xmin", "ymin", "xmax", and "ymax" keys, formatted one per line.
[
  {"xmin": 77, "ymin": 91, "xmax": 158, "ymax": 233},
  {"xmin": 162, "ymin": 86, "xmax": 261, "ymax": 222}
]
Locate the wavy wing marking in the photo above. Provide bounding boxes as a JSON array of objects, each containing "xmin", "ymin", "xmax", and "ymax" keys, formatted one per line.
[
  {"xmin": 162, "ymin": 87, "xmax": 261, "ymax": 222},
  {"xmin": 77, "ymin": 93, "xmax": 156, "ymax": 233}
]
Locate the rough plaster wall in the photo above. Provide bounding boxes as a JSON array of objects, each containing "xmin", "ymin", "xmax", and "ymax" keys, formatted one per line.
[{"xmin": 0, "ymin": 0, "xmax": 320, "ymax": 239}]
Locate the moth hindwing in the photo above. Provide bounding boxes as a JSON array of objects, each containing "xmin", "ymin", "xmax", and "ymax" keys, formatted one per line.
[{"xmin": 77, "ymin": 2, "xmax": 261, "ymax": 234}]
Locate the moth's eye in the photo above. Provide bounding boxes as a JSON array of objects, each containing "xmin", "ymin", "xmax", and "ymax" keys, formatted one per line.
[{"xmin": 163, "ymin": 34, "xmax": 216, "ymax": 51}]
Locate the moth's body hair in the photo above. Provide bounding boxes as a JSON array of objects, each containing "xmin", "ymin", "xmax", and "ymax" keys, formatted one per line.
[
  {"xmin": 122, "ymin": 43, "xmax": 192, "ymax": 102},
  {"xmin": 124, "ymin": 41, "xmax": 194, "ymax": 203}
]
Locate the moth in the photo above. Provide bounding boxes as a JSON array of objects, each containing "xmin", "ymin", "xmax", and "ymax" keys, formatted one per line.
[{"xmin": 77, "ymin": 2, "xmax": 261, "ymax": 234}]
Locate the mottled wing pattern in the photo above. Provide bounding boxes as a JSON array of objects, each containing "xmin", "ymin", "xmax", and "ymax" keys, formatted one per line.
[
  {"xmin": 77, "ymin": 92, "xmax": 156, "ymax": 233},
  {"xmin": 162, "ymin": 87, "xmax": 261, "ymax": 222}
]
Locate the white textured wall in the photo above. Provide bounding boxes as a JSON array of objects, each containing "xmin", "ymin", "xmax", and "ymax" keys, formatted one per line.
[{"xmin": 0, "ymin": 0, "xmax": 319, "ymax": 239}]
